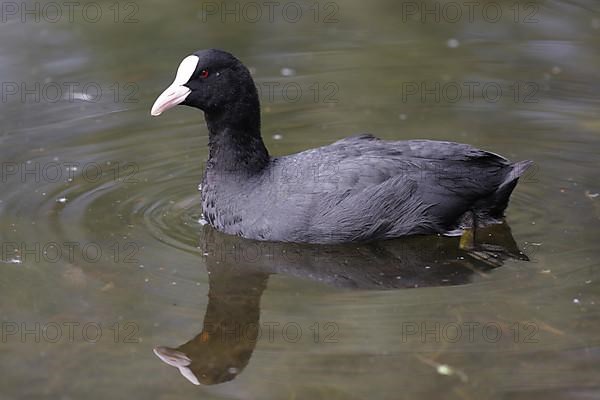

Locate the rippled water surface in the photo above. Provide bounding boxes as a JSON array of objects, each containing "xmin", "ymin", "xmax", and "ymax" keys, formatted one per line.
[{"xmin": 1, "ymin": 1, "xmax": 599, "ymax": 399}]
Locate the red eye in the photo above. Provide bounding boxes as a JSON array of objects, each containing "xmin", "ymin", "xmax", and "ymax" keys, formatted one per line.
[{"xmin": 200, "ymin": 70, "xmax": 209, "ymax": 78}]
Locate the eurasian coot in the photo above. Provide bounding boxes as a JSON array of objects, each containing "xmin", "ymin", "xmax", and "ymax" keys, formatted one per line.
[{"xmin": 151, "ymin": 49, "xmax": 532, "ymax": 244}]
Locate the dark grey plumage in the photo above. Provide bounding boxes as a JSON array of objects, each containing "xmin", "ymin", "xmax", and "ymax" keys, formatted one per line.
[{"xmin": 202, "ymin": 133, "xmax": 531, "ymax": 244}]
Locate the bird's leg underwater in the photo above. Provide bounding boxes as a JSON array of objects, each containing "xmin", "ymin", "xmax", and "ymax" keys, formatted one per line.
[{"xmin": 459, "ymin": 211, "xmax": 477, "ymax": 251}]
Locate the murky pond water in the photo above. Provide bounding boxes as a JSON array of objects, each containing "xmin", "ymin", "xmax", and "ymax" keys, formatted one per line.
[{"xmin": 1, "ymin": 0, "xmax": 599, "ymax": 398}]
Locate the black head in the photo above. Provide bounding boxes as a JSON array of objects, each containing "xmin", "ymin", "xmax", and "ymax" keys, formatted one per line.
[{"xmin": 151, "ymin": 49, "xmax": 258, "ymax": 116}]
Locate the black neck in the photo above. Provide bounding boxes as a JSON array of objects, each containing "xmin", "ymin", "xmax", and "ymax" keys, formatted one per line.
[{"xmin": 204, "ymin": 96, "xmax": 269, "ymax": 175}]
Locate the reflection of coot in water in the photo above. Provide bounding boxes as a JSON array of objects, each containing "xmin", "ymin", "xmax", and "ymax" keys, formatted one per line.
[
  {"xmin": 200, "ymin": 223, "xmax": 528, "ymax": 290},
  {"xmin": 154, "ymin": 224, "xmax": 528, "ymax": 385},
  {"xmin": 151, "ymin": 49, "xmax": 532, "ymax": 244},
  {"xmin": 154, "ymin": 267, "xmax": 267, "ymax": 385}
]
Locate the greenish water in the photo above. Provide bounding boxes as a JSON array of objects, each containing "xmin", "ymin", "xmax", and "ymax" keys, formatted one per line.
[{"xmin": 1, "ymin": 0, "xmax": 599, "ymax": 399}]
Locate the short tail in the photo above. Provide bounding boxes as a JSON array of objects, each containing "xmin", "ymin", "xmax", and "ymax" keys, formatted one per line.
[
  {"xmin": 508, "ymin": 160, "xmax": 534, "ymax": 182},
  {"xmin": 487, "ymin": 160, "xmax": 533, "ymax": 218}
]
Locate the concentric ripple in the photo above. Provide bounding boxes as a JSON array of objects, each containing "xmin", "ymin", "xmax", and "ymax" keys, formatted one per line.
[{"xmin": 0, "ymin": 110, "xmax": 211, "ymax": 273}]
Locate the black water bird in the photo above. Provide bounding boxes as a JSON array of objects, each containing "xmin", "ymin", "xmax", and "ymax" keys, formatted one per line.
[{"xmin": 151, "ymin": 49, "xmax": 532, "ymax": 244}]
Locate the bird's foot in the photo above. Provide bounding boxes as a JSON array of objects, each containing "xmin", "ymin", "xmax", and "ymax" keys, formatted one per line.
[
  {"xmin": 458, "ymin": 211, "xmax": 476, "ymax": 251},
  {"xmin": 459, "ymin": 228, "xmax": 475, "ymax": 251}
]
